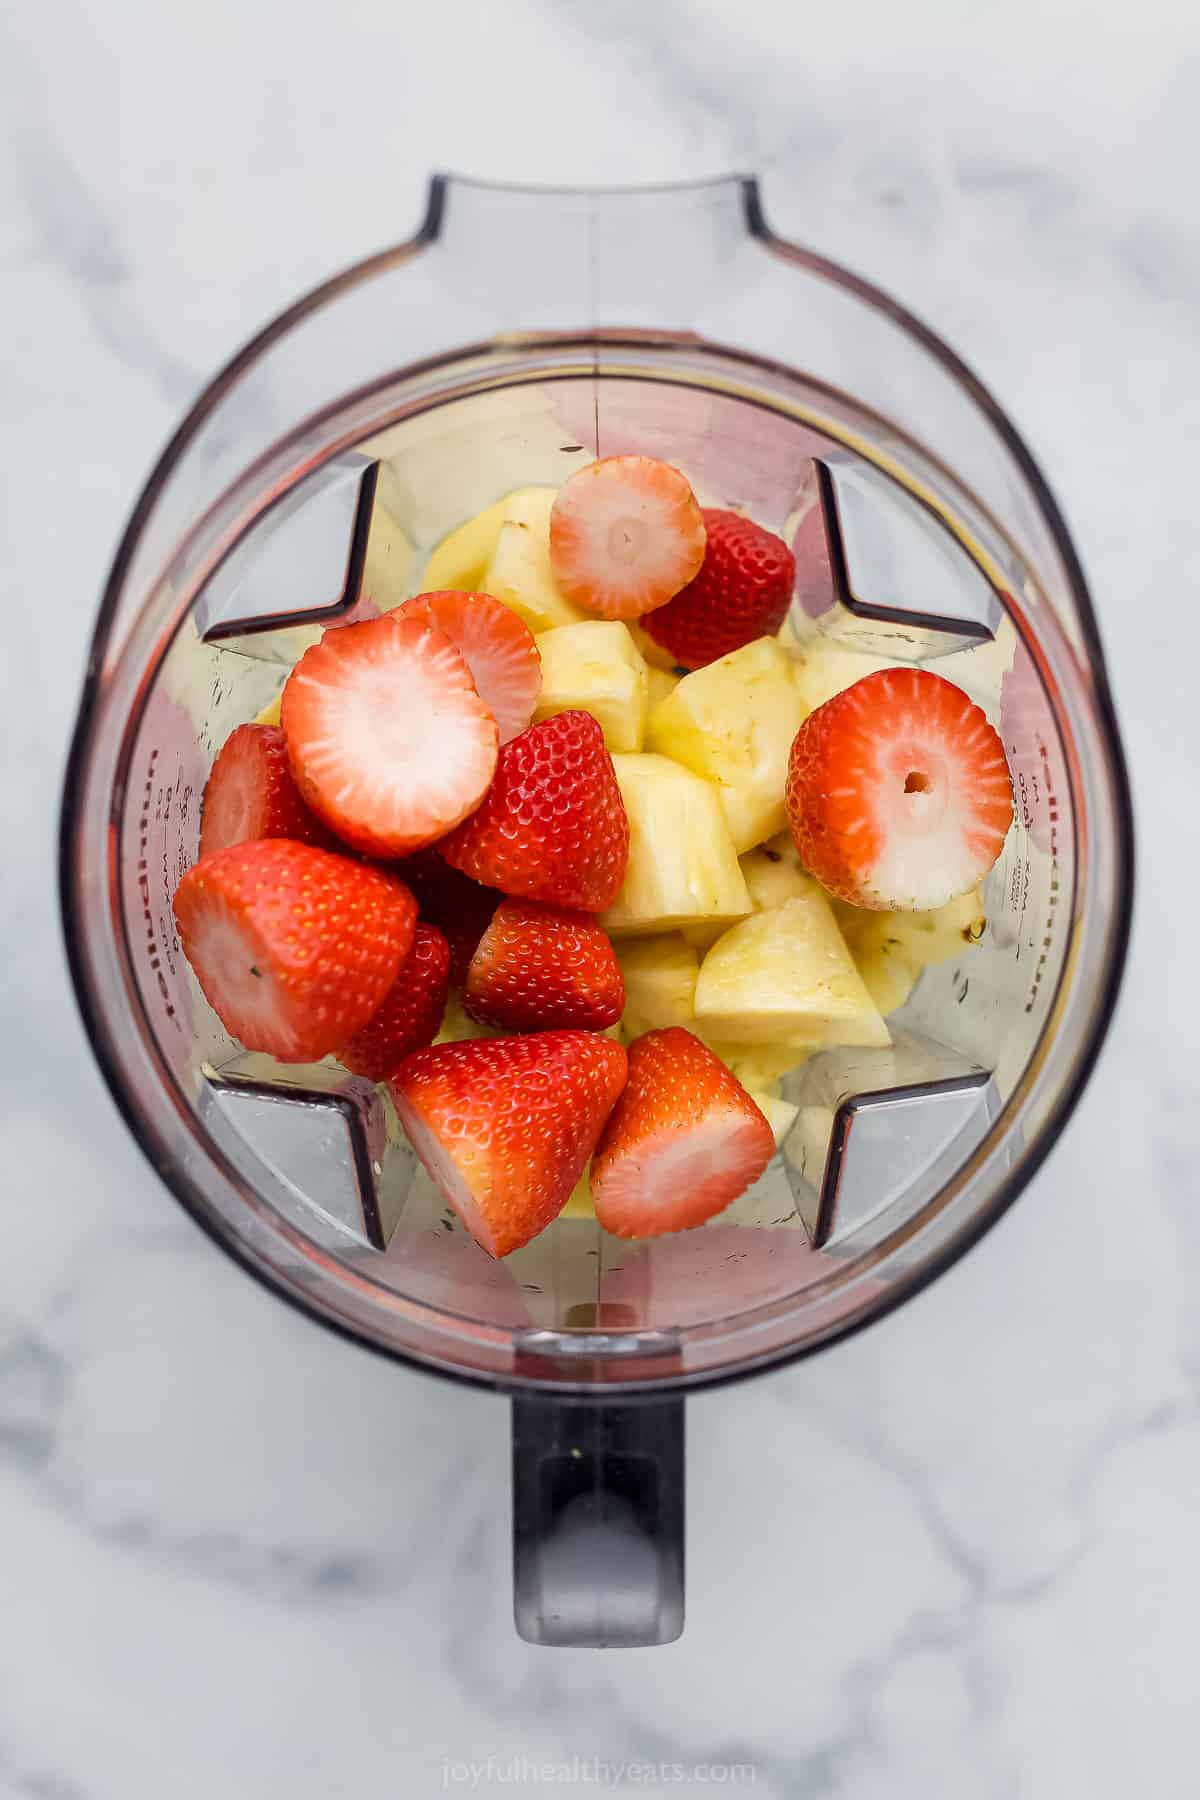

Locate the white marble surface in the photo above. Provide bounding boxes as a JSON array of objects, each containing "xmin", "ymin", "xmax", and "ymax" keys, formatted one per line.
[{"xmin": 3, "ymin": 0, "xmax": 1199, "ymax": 1793}]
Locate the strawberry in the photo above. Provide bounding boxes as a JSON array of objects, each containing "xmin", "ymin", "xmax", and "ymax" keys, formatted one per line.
[
  {"xmin": 391, "ymin": 846, "xmax": 501, "ymax": 987},
  {"xmin": 172, "ymin": 840, "xmax": 417, "ymax": 1062},
  {"xmin": 590, "ymin": 1027, "xmax": 775, "ymax": 1239},
  {"xmin": 198, "ymin": 723, "xmax": 337, "ymax": 858},
  {"xmin": 464, "ymin": 900, "xmax": 624, "ymax": 1033},
  {"xmin": 338, "ymin": 922, "xmax": 451, "ymax": 1081},
  {"xmin": 785, "ymin": 666, "xmax": 1014, "ymax": 911},
  {"xmin": 389, "ymin": 1031, "xmax": 628, "ymax": 1256},
  {"xmin": 548, "ymin": 455, "xmax": 706, "ymax": 620},
  {"xmin": 439, "ymin": 711, "xmax": 629, "ymax": 913},
  {"xmin": 280, "ymin": 613, "xmax": 498, "ymax": 858},
  {"xmin": 397, "ymin": 590, "xmax": 540, "ymax": 745},
  {"xmin": 643, "ymin": 509, "xmax": 795, "ymax": 669}
]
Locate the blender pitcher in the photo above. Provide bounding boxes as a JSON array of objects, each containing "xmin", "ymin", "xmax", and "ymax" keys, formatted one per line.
[{"xmin": 60, "ymin": 176, "xmax": 1133, "ymax": 1648}]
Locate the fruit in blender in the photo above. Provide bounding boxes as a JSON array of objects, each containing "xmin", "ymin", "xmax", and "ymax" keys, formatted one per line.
[
  {"xmin": 548, "ymin": 455, "xmax": 706, "ymax": 620},
  {"xmin": 482, "ymin": 489, "xmax": 592, "ymax": 633},
  {"xmin": 698, "ymin": 1038, "xmax": 817, "ymax": 1090},
  {"xmin": 747, "ymin": 1089, "xmax": 800, "ymax": 1148},
  {"xmin": 590, "ymin": 1027, "xmax": 775, "ymax": 1238},
  {"xmin": 397, "ymin": 589, "xmax": 540, "ymax": 744},
  {"xmin": 389, "ymin": 1031, "xmax": 628, "ymax": 1257},
  {"xmin": 841, "ymin": 887, "xmax": 987, "ymax": 1016},
  {"xmin": 643, "ymin": 509, "xmax": 795, "ymax": 669},
  {"xmin": 693, "ymin": 891, "xmax": 892, "ymax": 1048},
  {"xmin": 173, "ymin": 840, "xmax": 417, "ymax": 1062},
  {"xmin": 644, "ymin": 664, "xmax": 681, "ymax": 709},
  {"xmin": 615, "ymin": 934, "xmax": 699, "ymax": 1035},
  {"xmin": 338, "ymin": 922, "xmax": 451, "ymax": 1081},
  {"xmin": 463, "ymin": 899, "xmax": 625, "ymax": 1033},
  {"xmin": 440, "ymin": 710, "xmax": 629, "ymax": 913},
  {"xmin": 422, "ymin": 485, "xmax": 558, "ymax": 594},
  {"xmin": 198, "ymin": 723, "xmax": 336, "ymax": 857},
  {"xmin": 532, "ymin": 620, "xmax": 649, "ymax": 752},
  {"xmin": 785, "ymin": 666, "xmax": 1013, "ymax": 910},
  {"xmin": 646, "ymin": 637, "xmax": 808, "ymax": 853},
  {"xmin": 281, "ymin": 613, "xmax": 498, "ymax": 857},
  {"xmin": 598, "ymin": 753, "xmax": 751, "ymax": 936}
]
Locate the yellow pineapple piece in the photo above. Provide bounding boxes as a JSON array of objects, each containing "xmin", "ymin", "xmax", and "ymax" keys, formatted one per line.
[
  {"xmin": 698, "ymin": 1036, "xmax": 816, "ymax": 1089},
  {"xmin": 616, "ymin": 935, "xmax": 699, "ymax": 1035},
  {"xmin": 645, "ymin": 665, "xmax": 681, "ymax": 710},
  {"xmin": 791, "ymin": 641, "xmax": 896, "ymax": 714},
  {"xmin": 628, "ymin": 619, "xmax": 682, "ymax": 671},
  {"xmin": 747, "ymin": 1089, "xmax": 800, "ymax": 1149},
  {"xmin": 739, "ymin": 832, "xmax": 817, "ymax": 911},
  {"xmin": 679, "ymin": 920, "xmax": 731, "ymax": 953},
  {"xmin": 560, "ymin": 1166, "xmax": 597, "ymax": 1220},
  {"xmin": 423, "ymin": 485, "xmax": 556, "ymax": 593},
  {"xmin": 483, "ymin": 490, "xmax": 591, "ymax": 634},
  {"xmin": 843, "ymin": 888, "xmax": 986, "ymax": 1018},
  {"xmin": 433, "ymin": 993, "xmax": 500, "ymax": 1046},
  {"xmin": 253, "ymin": 692, "xmax": 283, "ymax": 728},
  {"xmin": 533, "ymin": 620, "xmax": 649, "ymax": 753},
  {"xmin": 645, "ymin": 637, "xmax": 808, "ymax": 853},
  {"xmin": 694, "ymin": 893, "xmax": 891, "ymax": 1048},
  {"xmin": 599, "ymin": 754, "xmax": 752, "ymax": 937}
]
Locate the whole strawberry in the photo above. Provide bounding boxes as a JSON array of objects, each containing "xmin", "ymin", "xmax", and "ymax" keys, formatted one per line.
[
  {"xmin": 643, "ymin": 509, "xmax": 796, "ymax": 670},
  {"xmin": 439, "ymin": 710, "xmax": 629, "ymax": 913},
  {"xmin": 338, "ymin": 922, "xmax": 451, "ymax": 1081},
  {"xmin": 198, "ymin": 723, "xmax": 336, "ymax": 858},
  {"xmin": 389, "ymin": 1031, "xmax": 628, "ymax": 1256},
  {"xmin": 172, "ymin": 839, "xmax": 417, "ymax": 1061},
  {"xmin": 464, "ymin": 900, "xmax": 624, "ymax": 1033}
]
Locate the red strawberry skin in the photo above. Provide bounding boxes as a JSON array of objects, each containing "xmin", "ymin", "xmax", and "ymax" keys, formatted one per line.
[
  {"xmin": 389, "ymin": 1032, "xmax": 628, "ymax": 1256},
  {"xmin": 644, "ymin": 509, "xmax": 796, "ymax": 670},
  {"xmin": 198, "ymin": 724, "xmax": 336, "ymax": 858},
  {"xmin": 785, "ymin": 666, "xmax": 1014, "ymax": 910},
  {"xmin": 338, "ymin": 922, "xmax": 451, "ymax": 1081},
  {"xmin": 173, "ymin": 840, "xmax": 417, "ymax": 1062},
  {"xmin": 439, "ymin": 711, "xmax": 629, "ymax": 913},
  {"xmin": 464, "ymin": 900, "xmax": 624, "ymax": 1033},
  {"xmin": 391, "ymin": 847, "xmax": 501, "ymax": 987},
  {"xmin": 590, "ymin": 1027, "xmax": 774, "ymax": 1239}
]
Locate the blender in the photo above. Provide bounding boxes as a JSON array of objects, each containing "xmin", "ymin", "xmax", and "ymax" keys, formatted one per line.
[{"xmin": 60, "ymin": 175, "xmax": 1133, "ymax": 1647}]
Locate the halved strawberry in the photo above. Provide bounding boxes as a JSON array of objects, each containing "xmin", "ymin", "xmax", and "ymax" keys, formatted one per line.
[
  {"xmin": 398, "ymin": 589, "xmax": 540, "ymax": 744},
  {"xmin": 439, "ymin": 710, "xmax": 629, "ymax": 913},
  {"xmin": 198, "ymin": 723, "xmax": 336, "ymax": 858},
  {"xmin": 548, "ymin": 455, "xmax": 706, "ymax": 620},
  {"xmin": 643, "ymin": 509, "xmax": 796, "ymax": 669},
  {"xmin": 172, "ymin": 840, "xmax": 416, "ymax": 1061},
  {"xmin": 391, "ymin": 846, "xmax": 501, "ymax": 987},
  {"xmin": 785, "ymin": 667, "xmax": 1014, "ymax": 911},
  {"xmin": 338, "ymin": 922, "xmax": 451, "ymax": 1081},
  {"xmin": 280, "ymin": 613, "xmax": 498, "ymax": 858},
  {"xmin": 389, "ymin": 1031, "xmax": 628, "ymax": 1256},
  {"xmin": 590, "ymin": 1027, "xmax": 774, "ymax": 1239},
  {"xmin": 464, "ymin": 899, "xmax": 624, "ymax": 1033}
]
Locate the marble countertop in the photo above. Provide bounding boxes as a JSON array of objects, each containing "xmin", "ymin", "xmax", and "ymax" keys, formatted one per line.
[{"xmin": 3, "ymin": 0, "xmax": 1198, "ymax": 1793}]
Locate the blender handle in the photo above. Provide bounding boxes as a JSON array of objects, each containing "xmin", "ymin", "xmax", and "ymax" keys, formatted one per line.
[{"xmin": 511, "ymin": 1391, "xmax": 685, "ymax": 1647}]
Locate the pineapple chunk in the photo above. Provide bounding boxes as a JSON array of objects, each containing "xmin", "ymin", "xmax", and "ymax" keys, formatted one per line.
[
  {"xmin": 363, "ymin": 497, "xmax": 415, "ymax": 612},
  {"xmin": 645, "ymin": 665, "xmax": 681, "ymax": 710},
  {"xmin": 561, "ymin": 1166, "xmax": 597, "ymax": 1219},
  {"xmin": 599, "ymin": 755, "xmax": 752, "ymax": 937},
  {"xmin": 628, "ymin": 619, "xmax": 682, "ymax": 671},
  {"xmin": 483, "ymin": 491, "xmax": 590, "ymax": 634},
  {"xmin": 645, "ymin": 637, "xmax": 808, "ymax": 853},
  {"xmin": 423, "ymin": 485, "xmax": 557, "ymax": 593},
  {"xmin": 694, "ymin": 893, "xmax": 891, "ymax": 1048},
  {"xmin": 791, "ymin": 641, "xmax": 896, "ymax": 714},
  {"xmin": 254, "ymin": 691, "xmax": 283, "ymax": 727},
  {"xmin": 700, "ymin": 1037, "xmax": 816, "ymax": 1089},
  {"xmin": 617, "ymin": 935, "xmax": 699, "ymax": 1034},
  {"xmin": 679, "ymin": 920, "xmax": 730, "ymax": 953},
  {"xmin": 843, "ymin": 888, "xmax": 986, "ymax": 1018},
  {"xmin": 747, "ymin": 1089, "xmax": 800, "ymax": 1149},
  {"xmin": 434, "ymin": 993, "xmax": 500, "ymax": 1046},
  {"xmin": 533, "ymin": 621, "xmax": 649, "ymax": 752},
  {"xmin": 739, "ymin": 832, "xmax": 817, "ymax": 911}
]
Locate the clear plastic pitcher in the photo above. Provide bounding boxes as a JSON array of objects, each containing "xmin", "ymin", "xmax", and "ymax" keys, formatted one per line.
[{"xmin": 60, "ymin": 176, "xmax": 1133, "ymax": 1648}]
